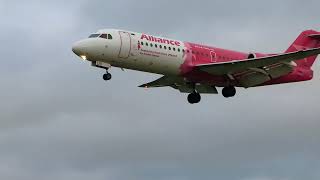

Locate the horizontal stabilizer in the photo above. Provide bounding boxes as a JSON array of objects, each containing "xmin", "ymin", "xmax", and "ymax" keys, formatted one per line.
[{"xmin": 308, "ymin": 34, "xmax": 320, "ymax": 39}]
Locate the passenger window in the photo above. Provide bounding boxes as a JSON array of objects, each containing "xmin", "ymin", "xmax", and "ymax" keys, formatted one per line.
[
  {"xmin": 108, "ymin": 34, "xmax": 113, "ymax": 39},
  {"xmin": 173, "ymin": 47, "xmax": 176, "ymax": 51},
  {"xmin": 150, "ymin": 43, "xmax": 153, "ymax": 47},
  {"xmin": 141, "ymin": 42, "xmax": 144, "ymax": 46},
  {"xmin": 164, "ymin": 46, "xmax": 167, "ymax": 50},
  {"xmin": 155, "ymin": 44, "xmax": 158, "ymax": 48},
  {"xmin": 182, "ymin": 49, "xmax": 185, "ymax": 53},
  {"xmin": 169, "ymin": 47, "xmax": 171, "ymax": 50},
  {"xmin": 146, "ymin": 42, "xmax": 149, "ymax": 46},
  {"xmin": 160, "ymin": 45, "xmax": 162, "ymax": 49},
  {"xmin": 178, "ymin": 48, "xmax": 180, "ymax": 52}
]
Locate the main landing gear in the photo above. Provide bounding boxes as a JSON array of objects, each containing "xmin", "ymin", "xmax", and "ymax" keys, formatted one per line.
[
  {"xmin": 187, "ymin": 83, "xmax": 201, "ymax": 104},
  {"xmin": 103, "ymin": 69, "xmax": 112, "ymax": 81},
  {"xmin": 222, "ymin": 86, "xmax": 236, "ymax": 98},
  {"xmin": 187, "ymin": 86, "xmax": 237, "ymax": 104},
  {"xmin": 188, "ymin": 91, "xmax": 201, "ymax": 104}
]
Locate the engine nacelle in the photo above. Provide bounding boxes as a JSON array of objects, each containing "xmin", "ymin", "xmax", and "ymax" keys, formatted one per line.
[{"xmin": 247, "ymin": 53, "xmax": 268, "ymax": 59}]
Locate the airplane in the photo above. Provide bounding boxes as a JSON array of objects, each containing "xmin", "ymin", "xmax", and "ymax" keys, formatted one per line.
[{"xmin": 72, "ymin": 29, "xmax": 320, "ymax": 104}]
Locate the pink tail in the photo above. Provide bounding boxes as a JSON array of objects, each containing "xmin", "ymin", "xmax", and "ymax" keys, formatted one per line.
[{"xmin": 286, "ymin": 30, "xmax": 320, "ymax": 68}]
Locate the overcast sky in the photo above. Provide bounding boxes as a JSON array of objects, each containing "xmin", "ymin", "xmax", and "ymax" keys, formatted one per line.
[{"xmin": 0, "ymin": 0, "xmax": 320, "ymax": 180}]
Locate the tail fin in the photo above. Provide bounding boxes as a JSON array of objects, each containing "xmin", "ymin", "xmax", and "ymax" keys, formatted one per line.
[{"xmin": 286, "ymin": 30, "xmax": 320, "ymax": 68}]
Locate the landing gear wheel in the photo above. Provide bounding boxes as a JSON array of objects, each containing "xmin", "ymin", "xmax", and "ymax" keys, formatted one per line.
[
  {"xmin": 222, "ymin": 86, "xmax": 236, "ymax": 98},
  {"xmin": 103, "ymin": 73, "xmax": 112, "ymax": 81},
  {"xmin": 187, "ymin": 92, "xmax": 201, "ymax": 104}
]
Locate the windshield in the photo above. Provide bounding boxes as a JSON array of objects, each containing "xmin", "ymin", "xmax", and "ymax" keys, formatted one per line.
[{"xmin": 88, "ymin": 34, "xmax": 100, "ymax": 38}]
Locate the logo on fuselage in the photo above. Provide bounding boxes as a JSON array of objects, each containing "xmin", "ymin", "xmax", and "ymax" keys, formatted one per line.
[{"xmin": 141, "ymin": 34, "xmax": 181, "ymax": 46}]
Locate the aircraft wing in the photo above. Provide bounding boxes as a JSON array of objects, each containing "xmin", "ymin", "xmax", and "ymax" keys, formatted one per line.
[
  {"xmin": 197, "ymin": 47, "xmax": 320, "ymax": 76},
  {"xmin": 139, "ymin": 76, "xmax": 218, "ymax": 94},
  {"xmin": 138, "ymin": 76, "xmax": 182, "ymax": 88}
]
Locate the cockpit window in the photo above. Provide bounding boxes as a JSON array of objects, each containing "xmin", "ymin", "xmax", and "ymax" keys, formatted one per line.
[
  {"xmin": 100, "ymin": 34, "xmax": 109, "ymax": 39},
  {"xmin": 89, "ymin": 34, "xmax": 100, "ymax": 38},
  {"xmin": 99, "ymin": 34, "xmax": 113, "ymax": 40}
]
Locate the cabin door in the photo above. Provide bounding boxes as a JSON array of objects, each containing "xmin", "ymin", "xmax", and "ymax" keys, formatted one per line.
[{"xmin": 118, "ymin": 31, "xmax": 131, "ymax": 59}]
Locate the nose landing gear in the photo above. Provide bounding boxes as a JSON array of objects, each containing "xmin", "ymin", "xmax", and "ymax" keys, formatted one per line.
[
  {"xmin": 103, "ymin": 71, "xmax": 112, "ymax": 81},
  {"xmin": 102, "ymin": 67, "xmax": 112, "ymax": 81},
  {"xmin": 91, "ymin": 61, "xmax": 113, "ymax": 81}
]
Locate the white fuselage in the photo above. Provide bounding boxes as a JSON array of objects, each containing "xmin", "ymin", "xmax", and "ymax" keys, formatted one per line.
[{"xmin": 72, "ymin": 29, "xmax": 186, "ymax": 75}]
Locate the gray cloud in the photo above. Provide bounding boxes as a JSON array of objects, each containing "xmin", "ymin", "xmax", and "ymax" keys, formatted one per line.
[{"xmin": 0, "ymin": 0, "xmax": 320, "ymax": 180}]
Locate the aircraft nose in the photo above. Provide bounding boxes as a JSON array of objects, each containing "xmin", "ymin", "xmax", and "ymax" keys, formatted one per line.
[
  {"xmin": 72, "ymin": 41, "xmax": 84, "ymax": 56},
  {"xmin": 72, "ymin": 40, "xmax": 90, "ymax": 60},
  {"xmin": 72, "ymin": 38, "xmax": 101, "ymax": 61}
]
